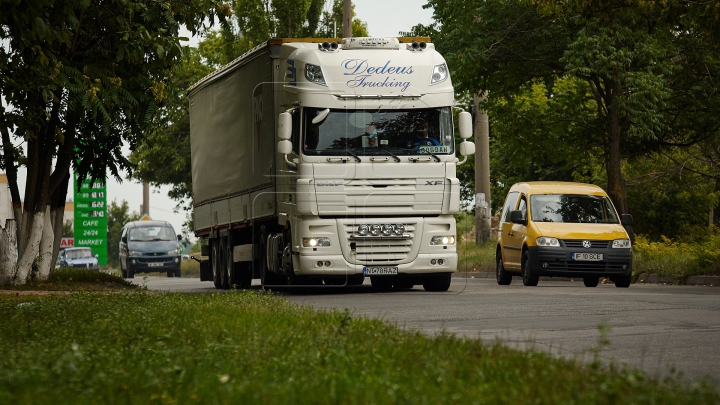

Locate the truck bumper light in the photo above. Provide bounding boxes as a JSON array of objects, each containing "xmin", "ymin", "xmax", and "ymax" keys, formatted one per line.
[
  {"xmin": 431, "ymin": 259, "xmax": 437, "ymax": 265},
  {"xmin": 438, "ymin": 259, "xmax": 444, "ymax": 265},
  {"xmin": 324, "ymin": 261, "xmax": 331, "ymax": 267}
]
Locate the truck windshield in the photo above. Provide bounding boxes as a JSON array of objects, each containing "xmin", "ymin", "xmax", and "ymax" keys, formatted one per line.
[
  {"xmin": 129, "ymin": 226, "xmax": 176, "ymax": 241},
  {"xmin": 530, "ymin": 195, "xmax": 619, "ymax": 224},
  {"xmin": 303, "ymin": 107, "xmax": 453, "ymax": 156}
]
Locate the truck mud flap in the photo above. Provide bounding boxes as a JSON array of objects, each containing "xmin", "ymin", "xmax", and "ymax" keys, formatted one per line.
[{"xmin": 200, "ymin": 259, "xmax": 212, "ymax": 281}]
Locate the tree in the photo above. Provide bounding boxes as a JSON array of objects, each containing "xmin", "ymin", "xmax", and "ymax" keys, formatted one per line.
[
  {"xmin": 107, "ymin": 200, "xmax": 139, "ymax": 268},
  {"xmin": 0, "ymin": 0, "xmax": 229, "ymax": 285},
  {"xmin": 130, "ymin": 1, "xmax": 369, "ymax": 211},
  {"xmin": 62, "ymin": 221, "xmax": 74, "ymax": 238},
  {"xmin": 424, "ymin": 0, "xmax": 720, "ymax": 217}
]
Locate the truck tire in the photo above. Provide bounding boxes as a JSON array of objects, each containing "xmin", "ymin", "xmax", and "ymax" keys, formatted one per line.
[
  {"xmin": 371, "ymin": 277, "xmax": 394, "ymax": 292},
  {"xmin": 422, "ymin": 273, "xmax": 451, "ymax": 292},
  {"xmin": 212, "ymin": 239, "xmax": 221, "ymax": 289},
  {"xmin": 521, "ymin": 250, "xmax": 539, "ymax": 286},
  {"xmin": 220, "ymin": 237, "xmax": 230, "ymax": 290}
]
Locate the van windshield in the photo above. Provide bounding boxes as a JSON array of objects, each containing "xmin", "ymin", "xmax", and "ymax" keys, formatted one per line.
[
  {"xmin": 530, "ymin": 194, "xmax": 619, "ymax": 224},
  {"xmin": 303, "ymin": 107, "xmax": 453, "ymax": 156},
  {"xmin": 129, "ymin": 226, "xmax": 176, "ymax": 241}
]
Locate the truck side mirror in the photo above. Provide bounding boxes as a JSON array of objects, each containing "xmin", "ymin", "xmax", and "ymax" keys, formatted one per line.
[
  {"xmin": 510, "ymin": 210, "xmax": 527, "ymax": 226},
  {"xmin": 621, "ymin": 214, "xmax": 633, "ymax": 226},
  {"xmin": 458, "ymin": 111, "xmax": 472, "ymax": 140},
  {"xmin": 459, "ymin": 141, "xmax": 475, "ymax": 156},
  {"xmin": 278, "ymin": 112, "xmax": 292, "ymax": 140},
  {"xmin": 278, "ymin": 140, "xmax": 292, "ymax": 155}
]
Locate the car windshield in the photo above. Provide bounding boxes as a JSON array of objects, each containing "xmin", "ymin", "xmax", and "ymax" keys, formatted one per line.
[
  {"xmin": 303, "ymin": 107, "xmax": 454, "ymax": 156},
  {"xmin": 530, "ymin": 194, "xmax": 619, "ymax": 224},
  {"xmin": 66, "ymin": 249, "xmax": 94, "ymax": 259},
  {"xmin": 128, "ymin": 226, "xmax": 176, "ymax": 241}
]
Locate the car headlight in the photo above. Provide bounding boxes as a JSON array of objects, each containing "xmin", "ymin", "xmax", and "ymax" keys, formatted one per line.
[
  {"xmin": 536, "ymin": 237, "xmax": 560, "ymax": 247},
  {"xmin": 303, "ymin": 237, "xmax": 331, "ymax": 247},
  {"xmin": 167, "ymin": 249, "xmax": 179, "ymax": 255},
  {"xmin": 430, "ymin": 63, "xmax": 449, "ymax": 85},
  {"xmin": 430, "ymin": 235, "xmax": 455, "ymax": 245},
  {"xmin": 612, "ymin": 239, "xmax": 631, "ymax": 248},
  {"xmin": 305, "ymin": 63, "xmax": 327, "ymax": 86},
  {"xmin": 128, "ymin": 251, "xmax": 142, "ymax": 256}
]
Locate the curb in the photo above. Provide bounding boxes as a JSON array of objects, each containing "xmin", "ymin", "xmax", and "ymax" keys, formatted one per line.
[{"xmin": 453, "ymin": 272, "xmax": 720, "ymax": 286}]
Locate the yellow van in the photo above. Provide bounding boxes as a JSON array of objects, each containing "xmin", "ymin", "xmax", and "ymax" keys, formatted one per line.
[{"xmin": 496, "ymin": 182, "xmax": 633, "ymax": 288}]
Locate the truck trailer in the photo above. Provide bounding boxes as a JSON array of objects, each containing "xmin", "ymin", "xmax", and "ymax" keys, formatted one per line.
[{"xmin": 189, "ymin": 37, "xmax": 475, "ymax": 291}]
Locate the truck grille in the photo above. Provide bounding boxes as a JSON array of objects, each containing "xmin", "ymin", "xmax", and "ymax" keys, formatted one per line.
[{"xmin": 345, "ymin": 223, "xmax": 416, "ymax": 265}]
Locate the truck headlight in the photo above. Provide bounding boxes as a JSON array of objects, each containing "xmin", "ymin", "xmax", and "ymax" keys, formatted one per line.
[
  {"xmin": 430, "ymin": 63, "xmax": 448, "ymax": 85},
  {"xmin": 303, "ymin": 237, "xmax": 331, "ymax": 247},
  {"xmin": 536, "ymin": 237, "xmax": 560, "ymax": 247},
  {"xmin": 612, "ymin": 239, "xmax": 631, "ymax": 248},
  {"xmin": 305, "ymin": 63, "xmax": 327, "ymax": 86},
  {"xmin": 128, "ymin": 251, "xmax": 142, "ymax": 256},
  {"xmin": 430, "ymin": 236, "xmax": 455, "ymax": 245},
  {"xmin": 167, "ymin": 249, "xmax": 179, "ymax": 255}
]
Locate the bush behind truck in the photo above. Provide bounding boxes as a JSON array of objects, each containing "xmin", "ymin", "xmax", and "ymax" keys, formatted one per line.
[{"xmin": 188, "ymin": 37, "xmax": 476, "ymax": 291}]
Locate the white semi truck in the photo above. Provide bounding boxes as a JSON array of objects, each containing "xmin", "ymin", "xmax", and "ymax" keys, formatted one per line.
[{"xmin": 189, "ymin": 37, "xmax": 475, "ymax": 291}]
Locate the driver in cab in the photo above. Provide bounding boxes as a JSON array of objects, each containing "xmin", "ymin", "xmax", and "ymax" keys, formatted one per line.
[{"xmin": 406, "ymin": 119, "xmax": 440, "ymax": 149}]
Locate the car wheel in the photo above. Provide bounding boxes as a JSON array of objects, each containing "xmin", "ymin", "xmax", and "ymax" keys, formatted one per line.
[
  {"xmin": 496, "ymin": 253, "xmax": 512, "ymax": 285},
  {"xmin": 422, "ymin": 273, "xmax": 452, "ymax": 292},
  {"xmin": 614, "ymin": 275, "xmax": 631, "ymax": 288},
  {"xmin": 521, "ymin": 250, "xmax": 539, "ymax": 286},
  {"xmin": 121, "ymin": 268, "xmax": 128, "ymax": 279},
  {"xmin": 583, "ymin": 276, "xmax": 599, "ymax": 287}
]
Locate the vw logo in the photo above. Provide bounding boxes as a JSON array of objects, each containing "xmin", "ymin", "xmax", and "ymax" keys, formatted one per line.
[{"xmin": 582, "ymin": 240, "xmax": 591, "ymax": 249}]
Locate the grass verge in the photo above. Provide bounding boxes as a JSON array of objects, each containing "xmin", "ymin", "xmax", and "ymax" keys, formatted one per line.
[
  {"xmin": 1, "ymin": 269, "xmax": 135, "ymax": 292},
  {"xmin": 0, "ymin": 291, "xmax": 716, "ymax": 404}
]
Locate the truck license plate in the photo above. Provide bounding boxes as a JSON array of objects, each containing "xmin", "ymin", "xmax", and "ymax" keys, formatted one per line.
[
  {"xmin": 363, "ymin": 266, "xmax": 398, "ymax": 275},
  {"xmin": 572, "ymin": 253, "xmax": 603, "ymax": 261},
  {"xmin": 148, "ymin": 262, "xmax": 164, "ymax": 267}
]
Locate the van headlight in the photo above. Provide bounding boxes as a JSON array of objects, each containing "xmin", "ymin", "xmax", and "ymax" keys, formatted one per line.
[
  {"xmin": 167, "ymin": 249, "xmax": 179, "ymax": 255},
  {"xmin": 612, "ymin": 239, "xmax": 631, "ymax": 248},
  {"xmin": 536, "ymin": 237, "xmax": 560, "ymax": 247},
  {"xmin": 303, "ymin": 237, "xmax": 331, "ymax": 247},
  {"xmin": 430, "ymin": 236, "xmax": 455, "ymax": 245},
  {"xmin": 128, "ymin": 251, "xmax": 142, "ymax": 256}
]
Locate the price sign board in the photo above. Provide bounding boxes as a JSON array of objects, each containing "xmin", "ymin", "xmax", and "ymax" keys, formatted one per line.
[{"xmin": 73, "ymin": 172, "xmax": 108, "ymax": 266}]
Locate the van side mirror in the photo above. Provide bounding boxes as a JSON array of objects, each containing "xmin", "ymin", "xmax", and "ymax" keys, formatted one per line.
[
  {"xmin": 177, "ymin": 235, "xmax": 182, "ymax": 241},
  {"xmin": 121, "ymin": 236, "xmax": 127, "ymax": 243},
  {"xmin": 621, "ymin": 214, "xmax": 633, "ymax": 226},
  {"xmin": 510, "ymin": 210, "xmax": 527, "ymax": 226}
]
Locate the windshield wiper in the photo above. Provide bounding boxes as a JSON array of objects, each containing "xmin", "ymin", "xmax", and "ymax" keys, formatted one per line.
[
  {"xmin": 345, "ymin": 148, "xmax": 361, "ymax": 162},
  {"xmin": 379, "ymin": 148, "xmax": 401, "ymax": 162},
  {"xmin": 426, "ymin": 151, "xmax": 441, "ymax": 162}
]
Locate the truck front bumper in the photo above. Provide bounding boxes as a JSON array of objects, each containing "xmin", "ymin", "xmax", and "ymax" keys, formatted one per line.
[{"xmin": 296, "ymin": 253, "xmax": 457, "ymax": 276}]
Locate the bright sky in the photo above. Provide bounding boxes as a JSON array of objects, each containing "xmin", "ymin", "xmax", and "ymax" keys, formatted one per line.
[{"xmin": 14, "ymin": 0, "xmax": 436, "ymax": 240}]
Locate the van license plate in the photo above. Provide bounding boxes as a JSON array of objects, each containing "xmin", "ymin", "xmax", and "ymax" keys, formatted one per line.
[
  {"xmin": 364, "ymin": 267, "xmax": 398, "ymax": 275},
  {"xmin": 572, "ymin": 253, "xmax": 603, "ymax": 261},
  {"xmin": 148, "ymin": 262, "xmax": 164, "ymax": 267}
]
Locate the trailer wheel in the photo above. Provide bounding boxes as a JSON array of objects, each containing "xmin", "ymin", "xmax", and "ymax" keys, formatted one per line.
[
  {"xmin": 232, "ymin": 262, "xmax": 253, "ymax": 289},
  {"xmin": 211, "ymin": 239, "xmax": 221, "ymax": 289}
]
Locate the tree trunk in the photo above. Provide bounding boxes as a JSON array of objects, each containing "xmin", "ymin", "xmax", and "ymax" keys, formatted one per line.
[
  {"xmin": 37, "ymin": 206, "xmax": 55, "ymax": 280},
  {"xmin": 0, "ymin": 219, "xmax": 17, "ymax": 286},
  {"xmin": 12, "ymin": 210, "xmax": 46, "ymax": 285},
  {"xmin": 49, "ymin": 172, "xmax": 71, "ymax": 276}
]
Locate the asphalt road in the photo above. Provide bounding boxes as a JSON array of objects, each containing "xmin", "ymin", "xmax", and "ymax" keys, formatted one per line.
[{"xmin": 132, "ymin": 275, "xmax": 720, "ymax": 384}]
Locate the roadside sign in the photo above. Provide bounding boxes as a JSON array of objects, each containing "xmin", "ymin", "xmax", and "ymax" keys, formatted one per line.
[
  {"xmin": 140, "ymin": 214, "xmax": 152, "ymax": 221},
  {"xmin": 73, "ymin": 172, "xmax": 108, "ymax": 266},
  {"xmin": 60, "ymin": 237, "xmax": 74, "ymax": 248}
]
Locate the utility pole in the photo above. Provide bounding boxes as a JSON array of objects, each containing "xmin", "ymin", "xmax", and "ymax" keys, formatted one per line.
[
  {"xmin": 474, "ymin": 92, "xmax": 491, "ymax": 244},
  {"xmin": 142, "ymin": 182, "xmax": 149, "ymax": 217},
  {"xmin": 343, "ymin": 0, "xmax": 352, "ymax": 38}
]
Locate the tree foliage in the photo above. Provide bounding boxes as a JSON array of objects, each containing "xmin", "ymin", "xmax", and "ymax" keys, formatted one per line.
[
  {"xmin": 424, "ymin": 0, "xmax": 720, "ymax": 219},
  {"xmin": 0, "ymin": 0, "xmax": 228, "ymax": 285}
]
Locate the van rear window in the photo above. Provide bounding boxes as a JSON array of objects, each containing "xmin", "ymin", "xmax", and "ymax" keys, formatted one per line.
[{"xmin": 530, "ymin": 195, "xmax": 619, "ymax": 224}]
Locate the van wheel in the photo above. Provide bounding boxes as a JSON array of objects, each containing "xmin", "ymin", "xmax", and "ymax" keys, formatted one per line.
[
  {"xmin": 496, "ymin": 255, "xmax": 512, "ymax": 285},
  {"xmin": 167, "ymin": 270, "xmax": 174, "ymax": 278},
  {"xmin": 174, "ymin": 267, "xmax": 182, "ymax": 278},
  {"xmin": 521, "ymin": 250, "xmax": 539, "ymax": 286},
  {"xmin": 583, "ymin": 276, "xmax": 599, "ymax": 287},
  {"xmin": 614, "ymin": 275, "xmax": 631, "ymax": 288}
]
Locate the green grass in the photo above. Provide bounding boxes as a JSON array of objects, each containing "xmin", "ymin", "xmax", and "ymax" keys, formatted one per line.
[
  {"xmin": 0, "ymin": 291, "xmax": 716, "ymax": 404},
  {"xmin": 457, "ymin": 237, "xmax": 497, "ymax": 272},
  {"xmin": 1, "ymin": 268, "xmax": 135, "ymax": 291}
]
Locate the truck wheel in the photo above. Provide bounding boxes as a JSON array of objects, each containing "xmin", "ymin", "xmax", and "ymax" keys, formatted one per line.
[
  {"xmin": 220, "ymin": 237, "xmax": 230, "ymax": 290},
  {"xmin": 236, "ymin": 263, "xmax": 253, "ymax": 289},
  {"xmin": 496, "ymin": 254, "xmax": 512, "ymax": 285},
  {"xmin": 583, "ymin": 276, "xmax": 599, "ymax": 287},
  {"xmin": 521, "ymin": 250, "xmax": 539, "ymax": 286},
  {"xmin": 422, "ymin": 273, "xmax": 451, "ymax": 292},
  {"xmin": 614, "ymin": 275, "xmax": 631, "ymax": 288},
  {"xmin": 211, "ymin": 239, "xmax": 221, "ymax": 289}
]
